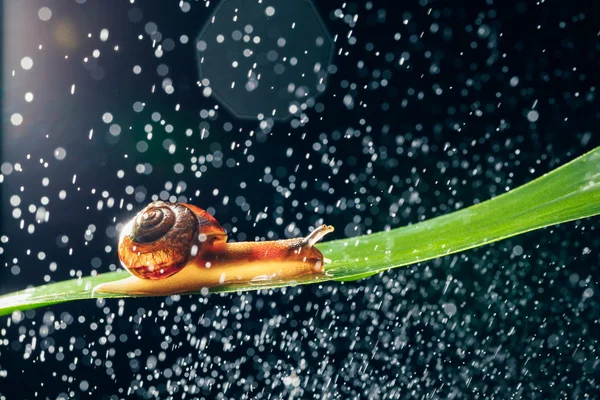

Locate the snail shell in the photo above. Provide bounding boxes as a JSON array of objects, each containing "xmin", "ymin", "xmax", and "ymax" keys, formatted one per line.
[{"xmin": 118, "ymin": 201, "xmax": 226, "ymax": 279}]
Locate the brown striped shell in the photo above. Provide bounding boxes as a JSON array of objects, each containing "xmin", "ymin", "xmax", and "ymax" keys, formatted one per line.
[{"xmin": 117, "ymin": 201, "xmax": 226, "ymax": 279}]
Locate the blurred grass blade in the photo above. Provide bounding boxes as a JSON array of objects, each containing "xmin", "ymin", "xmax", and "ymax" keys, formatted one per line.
[{"xmin": 1, "ymin": 147, "xmax": 600, "ymax": 316}]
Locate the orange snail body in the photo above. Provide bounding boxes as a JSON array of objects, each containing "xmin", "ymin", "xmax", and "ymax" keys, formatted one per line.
[{"xmin": 93, "ymin": 201, "xmax": 334, "ymax": 296}]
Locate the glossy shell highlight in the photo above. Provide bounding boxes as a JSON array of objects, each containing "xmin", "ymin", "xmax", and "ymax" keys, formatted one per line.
[{"xmin": 117, "ymin": 201, "xmax": 226, "ymax": 280}]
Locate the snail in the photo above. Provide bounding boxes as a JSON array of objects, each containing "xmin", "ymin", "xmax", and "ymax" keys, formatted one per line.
[{"xmin": 93, "ymin": 201, "xmax": 334, "ymax": 296}]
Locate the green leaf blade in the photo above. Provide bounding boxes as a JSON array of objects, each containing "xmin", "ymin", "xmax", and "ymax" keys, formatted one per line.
[
  {"xmin": 1, "ymin": 147, "xmax": 599, "ymax": 316},
  {"xmin": 328, "ymin": 148, "xmax": 600, "ymax": 280}
]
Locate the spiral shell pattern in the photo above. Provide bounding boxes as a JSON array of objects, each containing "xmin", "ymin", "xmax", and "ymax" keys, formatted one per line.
[{"xmin": 117, "ymin": 201, "xmax": 225, "ymax": 279}]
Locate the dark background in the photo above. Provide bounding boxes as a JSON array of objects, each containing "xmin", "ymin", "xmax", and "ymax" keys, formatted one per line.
[{"xmin": 1, "ymin": 0, "xmax": 599, "ymax": 398}]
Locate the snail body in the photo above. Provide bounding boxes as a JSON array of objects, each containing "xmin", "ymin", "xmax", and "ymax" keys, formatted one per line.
[{"xmin": 93, "ymin": 201, "xmax": 334, "ymax": 296}]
